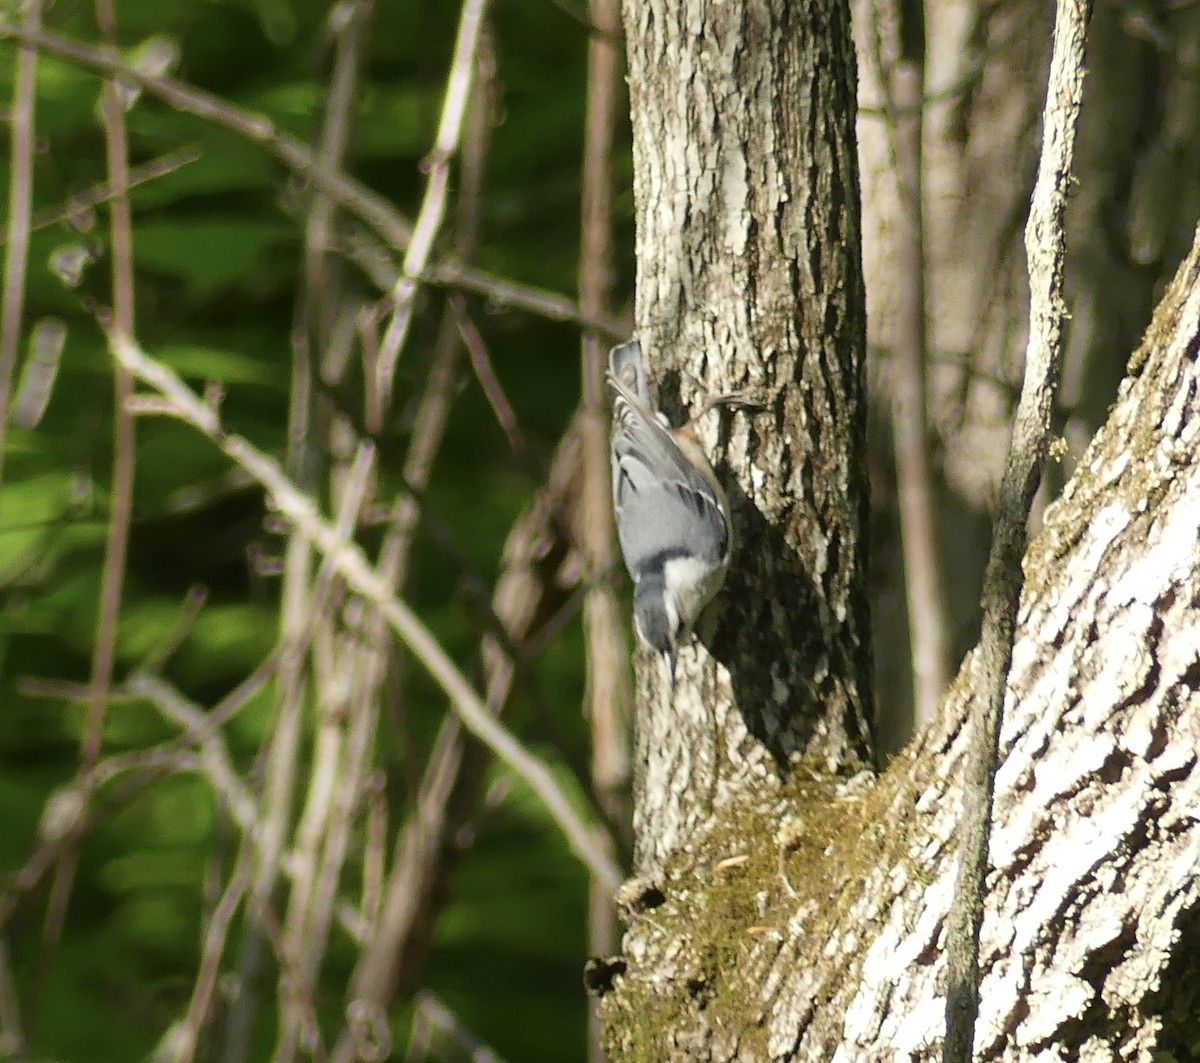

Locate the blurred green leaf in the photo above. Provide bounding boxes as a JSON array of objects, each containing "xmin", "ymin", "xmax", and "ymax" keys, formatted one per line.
[
  {"xmin": 127, "ymin": 148, "xmax": 279, "ymax": 207},
  {"xmin": 133, "ymin": 218, "xmax": 293, "ymax": 298},
  {"xmin": 155, "ymin": 339, "xmax": 287, "ymax": 386},
  {"xmin": 355, "ymin": 83, "xmax": 424, "ymax": 160}
]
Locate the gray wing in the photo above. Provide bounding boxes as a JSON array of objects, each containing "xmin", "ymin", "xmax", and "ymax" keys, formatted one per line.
[{"xmin": 608, "ymin": 371, "xmax": 728, "ymax": 574}]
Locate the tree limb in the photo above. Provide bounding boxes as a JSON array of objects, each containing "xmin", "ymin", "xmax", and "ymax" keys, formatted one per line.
[{"xmin": 944, "ymin": 0, "xmax": 1092, "ymax": 1056}]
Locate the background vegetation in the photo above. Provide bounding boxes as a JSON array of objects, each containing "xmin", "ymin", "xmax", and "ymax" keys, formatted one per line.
[{"xmin": 1, "ymin": 1, "xmax": 632, "ymax": 1060}]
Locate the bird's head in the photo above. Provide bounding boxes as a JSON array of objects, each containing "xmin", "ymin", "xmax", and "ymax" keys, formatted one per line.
[{"xmin": 632, "ymin": 573, "xmax": 680, "ymax": 687}]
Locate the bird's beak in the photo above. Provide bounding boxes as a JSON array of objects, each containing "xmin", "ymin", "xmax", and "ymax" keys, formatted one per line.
[{"xmin": 662, "ymin": 649, "xmax": 676, "ymax": 689}]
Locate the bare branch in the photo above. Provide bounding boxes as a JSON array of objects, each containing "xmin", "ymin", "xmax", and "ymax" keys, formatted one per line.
[
  {"xmin": 0, "ymin": 764, "xmax": 170, "ymax": 931},
  {"xmin": 109, "ymin": 332, "xmax": 623, "ymax": 891},
  {"xmin": 126, "ymin": 673, "xmax": 260, "ymax": 832},
  {"xmin": 425, "ymin": 259, "xmax": 627, "ymax": 337},
  {"xmin": 267, "ymin": 6, "xmax": 380, "ymax": 1056},
  {"xmin": 42, "ymin": 0, "xmax": 141, "ymax": 997},
  {"xmin": 405, "ymin": 991, "xmax": 508, "ymax": 1063},
  {"xmin": 450, "ymin": 297, "xmax": 527, "ymax": 456},
  {"xmin": 0, "ymin": 0, "xmax": 41, "ymax": 492},
  {"xmin": 360, "ymin": 773, "xmax": 387, "ymax": 930},
  {"xmin": 576, "ymin": 3, "xmax": 629, "ymax": 1058},
  {"xmin": 83, "ymin": 0, "xmax": 139, "ymax": 826},
  {"xmin": 943, "ymin": 0, "xmax": 1092, "ymax": 1057},
  {"xmin": 0, "ymin": 18, "xmax": 412, "ymax": 250},
  {"xmin": 123, "ymin": 668, "xmax": 370, "ymax": 957},
  {"xmin": 333, "ymin": 224, "xmax": 626, "ymax": 338},
  {"xmin": 374, "ymin": 0, "xmax": 489, "ymax": 409},
  {"xmin": 4, "ymin": 146, "xmax": 204, "ymax": 245},
  {"xmin": 155, "ymin": 838, "xmax": 254, "ymax": 1063}
]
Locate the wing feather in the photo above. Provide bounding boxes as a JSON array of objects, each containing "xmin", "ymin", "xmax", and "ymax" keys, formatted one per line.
[{"xmin": 608, "ymin": 369, "xmax": 729, "ymax": 573}]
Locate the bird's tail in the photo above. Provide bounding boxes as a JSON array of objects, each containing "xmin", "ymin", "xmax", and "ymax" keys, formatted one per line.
[{"xmin": 608, "ymin": 339, "xmax": 650, "ymax": 406}]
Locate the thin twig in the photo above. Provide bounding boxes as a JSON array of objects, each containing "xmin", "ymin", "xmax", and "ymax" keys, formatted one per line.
[
  {"xmin": 406, "ymin": 991, "xmax": 508, "ymax": 1063},
  {"xmin": 360, "ymin": 773, "xmax": 386, "ymax": 929},
  {"xmin": 110, "ymin": 332, "xmax": 622, "ymax": 890},
  {"xmin": 0, "ymin": 19, "xmax": 412, "ymax": 250},
  {"xmin": 0, "ymin": 0, "xmax": 41, "ymax": 494},
  {"xmin": 576, "ymin": 2, "xmax": 629, "ymax": 1058},
  {"xmin": 277, "ymin": 444, "xmax": 376, "ymax": 1057},
  {"xmin": 159, "ymin": 836, "xmax": 254, "ymax": 1063},
  {"xmin": 337, "ymin": 225, "xmax": 627, "ymax": 335},
  {"xmin": 269, "ymin": 5, "xmax": 379, "ymax": 1058},
  {"xmin": 0, "ymin": 693, "xmax": 346, "ymax": 952},
  {"xmin": 223, "ymin": 543, "xmax": 310, "ymax": 1062},
  {"xmin": 0, "ymin": 765, "xmax": 166, "ymax": 930},
  {"xmin": 0, "ymin": 936, "xmax": 26, "ymax": 1058},
  {"xmin": 943, "ymin": 0, "xmax": 1091, "ymax": 1058},
  {"xmin": 258, "ymin": 908, "xmax": 329, "ymax": 1063},
  {"xmin": 374, "ymin": 0, "xmax": 489, "ymax": 410},
  {"xmin": 333, "ymin": 242, "xmax": 627, "ymax": 336},
  {"xmin": 126, "ymin": 673, "xmax": 260, "ymax": 831},
  {"xmin": 112, "ymin": 668, "xmax": 368, "ymax": 952},
  {"xmin": 427, "ymin": 260, "xmax": 626, "ymax": 337},
  {"xmin": 40, "ymin": 0, "xmax": 140, "ymax": 1007},
  {"xmin": 450, "ymin": 296, "xmax": 527, "ymax": 455},
  {"xmin": 123, "ymin": 670, "xmax": 368, "ymax": 952},
  {"xmin": 368, "ymin": 20, "xmax": 496, "ymax": 590},
  {"xmin": 4, "ymin": 145, "xmax": 203, "ymax": 245},
  {"xmin": 83, "ymin": 0, "xmax": 138, "ymax": 842},
  {"xmin": 141, "ymin": 584, "xmax": 209, "ymax": 674},
  {"xmin": 20, "ymin": 650, "xmax": 278, "ymax": 769}
]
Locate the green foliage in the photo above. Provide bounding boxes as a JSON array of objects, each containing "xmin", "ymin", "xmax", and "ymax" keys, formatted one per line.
[
  {"xmin": 0, "ymin": 0, "xmax": 634, "ymax": 1059},
  {"xmin": 133, "ymin": 218, "xmax": 295, "ymax": 299}
]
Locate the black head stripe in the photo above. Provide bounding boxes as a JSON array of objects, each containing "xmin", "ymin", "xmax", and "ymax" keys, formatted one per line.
[{"xmin": 637, "ymin": 548, "xmax": 691, "ymax": 575}]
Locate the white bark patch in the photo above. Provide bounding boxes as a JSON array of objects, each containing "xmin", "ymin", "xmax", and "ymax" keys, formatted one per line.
[
  {"xmin": 1016, "ymin": 968, "xmax": 1093, "ymax": 1046},
  {"xmin": 788, "ymin": 232, "xmax": 1200, "ymax": 1059},
  {"xmin": 722, "ymin": 146, "xmax": 751, "ymax": 255}
]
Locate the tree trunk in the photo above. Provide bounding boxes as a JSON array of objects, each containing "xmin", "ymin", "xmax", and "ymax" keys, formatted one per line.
[
  {"xmin": 601, "ymin": 0, "xmax": 1200, "ymax": 1050},
  {"xmin": 619, "ymin": 0, "xmax": 875, "ymax": 873},
  {"xmin": 601, "ymin": 218, "xmax": 1200, "ymax": 1059}
]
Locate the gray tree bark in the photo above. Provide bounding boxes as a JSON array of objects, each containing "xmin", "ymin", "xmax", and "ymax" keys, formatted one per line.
[
  {"xmin": 601, "ymin": 0, "xmax": 1200, "ymax": 1053},
  {"xmin": 602, "ymin": 218, "xmax": 1200, "ymax": 1061},
  {"xmin": 619, "ymin": 0, "xmax": 876, "ymax": 873}
]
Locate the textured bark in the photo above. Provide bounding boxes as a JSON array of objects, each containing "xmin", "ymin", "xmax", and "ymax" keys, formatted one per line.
[
  {"xmin": 858, "ymin": 0, "xmax": 1200, "ymax": 740},
  {"xmin": 620, "ymin": 0, "xmax": 875, "ymax": 871},
  {"xmin": 601, "ymin": 227, "xmax": 1200, "ymax": 1059}
]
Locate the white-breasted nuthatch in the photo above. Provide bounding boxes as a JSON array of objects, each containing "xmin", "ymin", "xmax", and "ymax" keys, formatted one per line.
[{"xmin": 608, "ymin": 339, "xmax": 732, "ymax": 686}]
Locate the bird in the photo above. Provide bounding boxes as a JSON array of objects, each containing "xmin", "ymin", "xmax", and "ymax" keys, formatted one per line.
[{"xmin": 607, "ymin": 338, "xmax": 732, "ymax": 686}]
